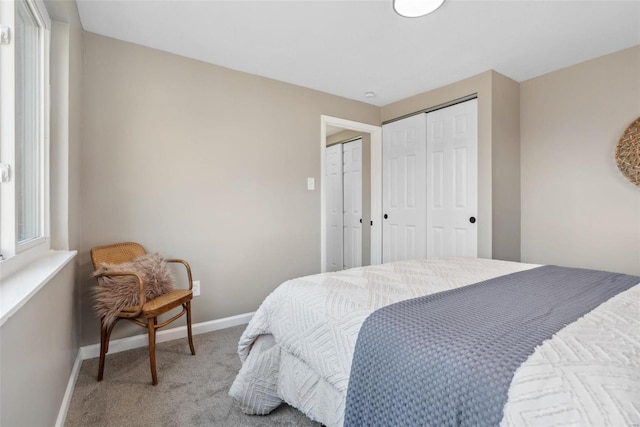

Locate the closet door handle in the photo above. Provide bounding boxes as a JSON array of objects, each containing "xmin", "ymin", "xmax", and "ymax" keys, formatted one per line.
[
  {"xmin": 384, "ymin": 214, "xmax": 388, "ymax": 219},
  {"xmin": 469, "ymin": 216, "xmax": 476, "ymax": 224},
  {"xmin": 359, "ymin": 218, "xmax": 362, "ymax": 224}
]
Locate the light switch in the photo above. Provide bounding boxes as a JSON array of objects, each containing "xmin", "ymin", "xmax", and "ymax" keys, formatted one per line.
[{"xmin": 307, "ymin": 177, "xmax": 315, "ymax": 191}]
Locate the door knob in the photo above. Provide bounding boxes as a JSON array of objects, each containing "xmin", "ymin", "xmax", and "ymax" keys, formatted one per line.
[
  {"xmin": 359, "ymin": 218, "xmax": 362, "ymax": 224},
  {"xmin": 469, "ymin": 216, "xmax": 476, "ymax": 224},
  {"xmin": 384, "ymin": 214, "xmax": 388, "ymax": 219}
]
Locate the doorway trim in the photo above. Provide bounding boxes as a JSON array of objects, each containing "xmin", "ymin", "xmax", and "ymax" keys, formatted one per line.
[{"xmin": 320, "ymin": 115, "xmax": 382, "ymax": 272}]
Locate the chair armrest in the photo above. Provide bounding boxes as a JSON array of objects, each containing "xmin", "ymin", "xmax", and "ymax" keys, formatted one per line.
[
  {"xmin": 166, "ymin": 259, "xmax": 193, "ymax": 290},
  {"xmin": 94, "ymin": 271, "xmax": 146, "ymax": 315}
]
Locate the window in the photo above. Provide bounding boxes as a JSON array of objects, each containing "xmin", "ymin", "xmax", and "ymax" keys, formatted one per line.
[{"xmin": 0, "ymin": 0, "xmax": 50, "ymax": 271}]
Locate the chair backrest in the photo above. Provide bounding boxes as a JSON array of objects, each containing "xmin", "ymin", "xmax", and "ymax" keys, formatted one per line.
[{"xmin": 90, "ymin": 242, "xmax": 146, "ymax": 270}]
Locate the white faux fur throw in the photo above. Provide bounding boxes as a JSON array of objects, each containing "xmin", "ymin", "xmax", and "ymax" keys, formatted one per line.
[{"xmin": 92, "ymin": 253, "xmax": 176, "ymax": 325}]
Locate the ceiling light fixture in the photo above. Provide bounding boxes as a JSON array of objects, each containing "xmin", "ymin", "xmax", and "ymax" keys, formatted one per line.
[
  {"xmin": 364, "ymin": 91, "xmax": 376, "ymax": 99},
  {"xmin": 393, "ymin": 0, "xmax": 446, "ymax": 18}
]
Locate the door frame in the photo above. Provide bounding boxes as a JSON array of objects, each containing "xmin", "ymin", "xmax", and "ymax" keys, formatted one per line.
[{"xmin": 320, "ymin": 115, "xmax": 382, "ymax": 273}]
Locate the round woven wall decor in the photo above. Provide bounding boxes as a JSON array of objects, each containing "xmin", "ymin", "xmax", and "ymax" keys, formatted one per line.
[{"xmin": 616, "ymin": 117, "xmax": 640, "ymax": 187}]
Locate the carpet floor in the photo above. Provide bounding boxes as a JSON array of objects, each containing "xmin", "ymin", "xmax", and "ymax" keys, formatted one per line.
[{"xmin": 65, "ymin": 325, "xmax": 321, "ymax": 426}]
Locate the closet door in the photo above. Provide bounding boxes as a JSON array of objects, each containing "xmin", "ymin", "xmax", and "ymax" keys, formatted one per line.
[
  {"xmin": 343, "ymin": 139, "xmax": 363, "ymax": 269},
  {"xmin": 382, "ymin": 114, "xmax": 427, "ymax": 263},
  {"xmin": 426, "ymin": 99, "xmax": 478, "ymax": 258},
  {"xmin": 325, "ymin": 144, "xmax": 343, "ymax": 272}
]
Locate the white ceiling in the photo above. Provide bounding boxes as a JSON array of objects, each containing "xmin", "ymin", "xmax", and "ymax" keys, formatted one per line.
[{"xmin": 76, "ymin": 0, "xmax": 640, "ymax": 107}]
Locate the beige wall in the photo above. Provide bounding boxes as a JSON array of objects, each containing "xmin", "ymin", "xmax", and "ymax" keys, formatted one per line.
[
  {"xmin": 0, "ymin": 262, "xmax": 77, "ymax": 426},
  {"xmin": 67, "ymin": 2, "xmax": 84, "ymax": 253},
  {"xmin": 48, "ymin": 0, "xmax": 84, "ymax": 252},
  {"xmin": 491, "ymin": 72, "xmax": 521, "ymax": 261},
  {"xmin": 521, "ymin": 46, "xmax": 640, "ymax": 275},
  {"xmin": 80, "ymin": 32, "xmax": 380, "ymax": 345},
  {"xmin": 381, "ymin": 70, "xmax": 522, "ymax": 261},
  {"xmin": 50, "ymin": 20, "xmax": 70, "ymax": 250}
]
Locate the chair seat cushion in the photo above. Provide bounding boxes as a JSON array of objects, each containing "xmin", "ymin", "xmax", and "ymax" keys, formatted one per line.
[
  {"xmin": 141, "ymin": 289, "xmax": 193, "ymax": 318},
  {"xmin": 93, "ymin": 253, "xmax": 176, "ymax": 325}
]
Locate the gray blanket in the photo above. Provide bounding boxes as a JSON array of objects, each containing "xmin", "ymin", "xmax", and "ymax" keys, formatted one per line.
[{"xmin": 343, "ymin": 265, "xmax": 639, "ymax": 427}]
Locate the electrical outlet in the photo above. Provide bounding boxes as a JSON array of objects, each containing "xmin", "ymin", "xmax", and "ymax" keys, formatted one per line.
[{"xmin": 192, "ymin": 280, "xmax": 201, "ymax": 297}]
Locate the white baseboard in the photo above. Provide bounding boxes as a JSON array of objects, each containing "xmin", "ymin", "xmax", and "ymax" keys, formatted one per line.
[
  {"xmin": 80, "ymin": 311, "xmax": 255, "ymax": 360},
  {"xmin": 55, "ymin": 349, "xmax": 83, "ymax": 427}
]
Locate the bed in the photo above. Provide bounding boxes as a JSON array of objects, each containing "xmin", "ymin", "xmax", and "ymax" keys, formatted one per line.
[{"xmin": 229, "ymin": 258, "xmax": 640, "ymax": 426}]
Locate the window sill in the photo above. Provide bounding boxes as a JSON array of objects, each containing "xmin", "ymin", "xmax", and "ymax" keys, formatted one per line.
[{"xmin": 0, "ymin": 250, "xmax": 77, "ymax": 327}]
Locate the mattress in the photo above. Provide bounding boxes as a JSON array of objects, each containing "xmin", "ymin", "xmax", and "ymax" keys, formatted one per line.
[{"xmin": 229, "ymin": 258, "xmax": 640, "ymax": 426}]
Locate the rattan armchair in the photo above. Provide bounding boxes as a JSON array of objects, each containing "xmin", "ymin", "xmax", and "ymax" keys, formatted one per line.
[{"xmin": 90, "ymin": 242, "xmax": 196, "ymax": 385}]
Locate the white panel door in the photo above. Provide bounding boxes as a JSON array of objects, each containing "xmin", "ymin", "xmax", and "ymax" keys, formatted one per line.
[
  {"xmin": 325, "ymin": 144, "xmax": 343, "ymax": 272},
  {"xmin": 382, "ymin": 114, "xmax": 427, "ymax": 263},
  {"xmin": 426, "ymin": 99, "xmax": 478, "ymax": 258},
  {"xmin": 343, "ymin": 139, "xmax": 362, "ymax": 269}
]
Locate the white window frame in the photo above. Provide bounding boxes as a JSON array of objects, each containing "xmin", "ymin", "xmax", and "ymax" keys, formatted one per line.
[{"xmin": 0, "ymin": 0, "xmax": 51, "ymax": 278}]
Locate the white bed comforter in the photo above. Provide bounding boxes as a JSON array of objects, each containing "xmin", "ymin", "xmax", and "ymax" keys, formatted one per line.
[{"xmin": 229, "ymin": 258, "xmax": 640, "ymax": 426}]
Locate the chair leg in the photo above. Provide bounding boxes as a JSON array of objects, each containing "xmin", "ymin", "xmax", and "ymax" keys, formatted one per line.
[
  {"xmin": 98, "ymin": 318, "xmax": 120, "ymax": 381},
  {"xmin": 186, "ymin": 302, "xmax": 196, "ymax": 355},
  {"xmin": 98, "ymin": 320, "xmax": 107, "ymax": 381},
  {"xmin": 104, "ymin": 319, "xmax": 118, "ymax": 354},
  {"xmin": 148, "ymin": 317, "xmax": 158, "ymax": 386}
]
